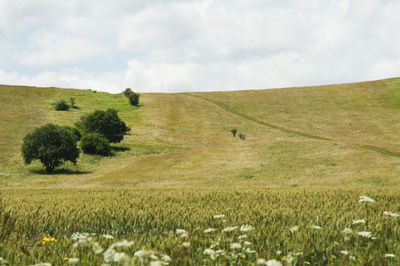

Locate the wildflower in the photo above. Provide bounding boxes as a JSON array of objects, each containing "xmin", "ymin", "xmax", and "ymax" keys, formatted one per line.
[
  {"xmin": 352, "ymin": 219, "xmax": 365, "ymax": 224},
  {"xmin": 112, "ymin": 240, "xmax": 134, "ymax": 248},
  {"xmin": 289, "ymin": 225, "xmax": 299, "ymax": 233},
  {"xmin": 342, "ymin": 227, "xmax": 352, "ymax": 234},
  {"xmin": 357, "ymin": 231, "xmax": 372, "ymax": 238},
  {"xmin": 222, "ymin": 226, "xmax": 238, "ymax": 232},
  {"xmin": 42, "ymin": 237, "xmax": 49, "ymax": 242},
  {"xmin": 246, "ymin": 248, "xmax": 256, "ymax": 254},
  {"xmin": 230, "ymin": 243, "xmax": 242, "ymax": 249},
  {"xmin": 385, "ymin": 254, "xmax": 396, "ymax": 258},
  {"xmin": 209, "ymin": 242, "xmax": 219, "ymax": 249},
  {"xmin": 204, "ymin": 228, "xmax": 216, "ymax": 233},
  {"xmin": 257, "ymin": 259, "xmax": 282, "ymax": 266},
  {"xmin": 102, "ymin": 234, "xmax": 114, "ymax": 239},
  {"xmin": 92, "ymin": 242, "xmax": 103, "ymax": 254},
  {"xmin": 244, "ymin": 241, "xmax": 251, "ymax": 246},
  {"xmin": 340, "ymin": 250, "xmax": 349, "ymax": 255},
  {"xmin": 215, "ymin": 250, "xmax": 225, "ymax": 255},
  {"xmin": 359, "ymin": 196, "xmax": 375, "ymax": 203},
  {"xmin": 50, "ymin": 238, "xmax": 56, "ymax": 242},
  {"xmin": 31, "ymin": 263, "xmax": 51, "ymax": 266},
  {"xmin": 238, "ymin": 234, "xmax": 247, "ymax": 239},
  {"xmin": 240, "ymin": 224, "xmax": 255, "ymax": 232},
  {"xmin": 68, "ymin": 258, "xmax": 79, "ymax": 264},
  {"xmin": 41, "ymin": 241, "xmax": 46, "ymax": 245},
  {"xmin": 383, "ymin": 211, "xmax": 400, "ymax": 217},
  {"xmin": 182, "ymin": 242, "xmax": 190, "ymax": 248},
  {"xmin": 63, "ymin": 257, "xmax": 69, "ymax": 261},
  {"xmin": 175, "ymin": 229, "xmax": 189, "ymax": 238},
  {"xmin": 310, "ymin": 225, "xmax": 322, "ymax": 230},
  {"xmin": 203, "ymin": 248, "xmax": 215, "ymax": 256},
  {"xmin": 213, "ymin": 214, "xmax": 225, "ymax": 219},
  {"xmin": 161, "ymin": 255, "xmax": 171, "ymax": 262}
]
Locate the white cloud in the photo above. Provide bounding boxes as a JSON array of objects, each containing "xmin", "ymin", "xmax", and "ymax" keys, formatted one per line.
[{"xmin": 0, "ymin": 0, "xmax": 399, "ymax": 92}]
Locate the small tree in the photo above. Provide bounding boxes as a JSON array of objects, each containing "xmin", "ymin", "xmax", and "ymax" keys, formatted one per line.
[
  {"xmin": 75, "ymin": 109, "xmax": 130, "ymax": 143},
  {"xmin": 230, "ymin": 129, "xmax": 237, "ymax": 137},
  {"xmin": 55, "ymin": 100, "xmax": 70, "ymax": 111},
  {"xmin": 128, "ymin": 92, "xmax": 140, "ymax": 106},
  {"xmin": 80, "ymin": 133, "xmax": 111, "ymax": 156},
  {"xmin": 21, "ymin": 124, "xmax": 80, "ymax": 173},
  {"xmin": 123, "ymin": 88, "xmax": 133, "ymax": 97},
  {"xmin": 69, "ymin": 97, "xmax": 76, "ymax": 108}
]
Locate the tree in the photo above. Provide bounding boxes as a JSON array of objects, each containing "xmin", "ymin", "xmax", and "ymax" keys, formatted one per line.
[
  {"xmin": 123, "ymin": 88, "xmax": 133, "ymax": 97},
  {"xmin": 21, "ymin": 124, "xmax": 80, "ymax": 173},
  {"xmin": 128, "ymin": 92, "xmax": 140, "ymax": 106},
  {"xmin": 75, "ymin": 109, "xmax": 130, "ymax": 143},
  {"xmin": 80, "ymin": 133, "xmax": 111, "ymax": 156},
  {"xmin": 55, "ymin": 100, "xmax": 70, "ymax": 111},
  {"xmin": 230, "ymin": 129, "xmax": 237, "ymax": 137}
]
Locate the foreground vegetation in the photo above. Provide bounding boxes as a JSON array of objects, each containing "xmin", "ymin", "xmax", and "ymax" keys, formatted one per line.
[{"xmin": 0, "ymin": 188, "xmax": 399, "ymax": 265}]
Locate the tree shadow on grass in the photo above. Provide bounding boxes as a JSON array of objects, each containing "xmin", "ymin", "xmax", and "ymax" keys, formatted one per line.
[
  {"xmin": 111, "ymin": 146, "xmax": 131, "ymax": 152},
  {"xmin": 30, "ymin": 167, "xmax": 91, "ymax": 175}
]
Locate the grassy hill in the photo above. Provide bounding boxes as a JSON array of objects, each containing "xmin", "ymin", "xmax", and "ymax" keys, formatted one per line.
[{"xmin": 1, "ymin": 78, "xmax": 400, "ymax": 188}]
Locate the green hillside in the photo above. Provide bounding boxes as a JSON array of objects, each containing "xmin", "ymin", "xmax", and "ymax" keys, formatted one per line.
[{"xmin": 1, "ymin": 78, "xmax": 400, "ymax": 188}]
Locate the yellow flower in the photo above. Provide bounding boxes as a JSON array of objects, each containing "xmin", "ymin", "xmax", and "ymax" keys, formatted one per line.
[
  {"xmin": 50, "ymin": 237, "xmax": 56, "ymax": 242},
  {"xmin": 64, "ymin": 257, "xmax": 69, "ymax": 261},
  {"xmin": 42, "ymin": 241, "xmax": 46, "ymax": 245},
  {"xmin": 43, "ymin": 237, "xmax": 49, "ymax": 242}
]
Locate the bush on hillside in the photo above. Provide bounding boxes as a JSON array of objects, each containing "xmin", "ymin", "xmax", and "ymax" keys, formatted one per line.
[
  {"xmin": 21, "ymin": 124, "xmax": 80, "ymax": 173},
  {"xmin": 128, "ymin": 92, "xmax": 140, "ymax": 106},
  {"xmin": 55, "ymin": 100, "xmax": 70, "ymax": 111},
  {"xmin": 63, "ymin": 126, "xmax": 82, "ymax": 141},
  {"xmin": 75, "ymin": 109, "xmax": 130, "ymax": 143},
  {"xmin": 80, "ymin": 133, "xmax": 111, "ymax": 156},
  {"xmin": 123, "ymin": 88, "xmax": 133, "ymax": 97}
]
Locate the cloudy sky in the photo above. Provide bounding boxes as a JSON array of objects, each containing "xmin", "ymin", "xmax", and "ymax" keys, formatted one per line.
[{"xmin": 0, "ymin": 0, "xmax": 399, "ymax": 93}]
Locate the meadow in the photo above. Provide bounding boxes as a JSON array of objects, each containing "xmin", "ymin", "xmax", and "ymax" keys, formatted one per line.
[{"xmin": 0, "ymin": 78, "xmax": 400, "ymax": 264}]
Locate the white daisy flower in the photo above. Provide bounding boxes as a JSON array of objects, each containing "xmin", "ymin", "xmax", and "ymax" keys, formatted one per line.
[
  {"xmin": 238, "ymin": 234, "xmax": 247, "ymax": 239},
  {"xmin": 240, "ymin": 224, "xmax": 255, "ymax": 232},
  {"xmin": 230, "ymin": 243, "xmax": 242, "ymax": 249},
  {"xmin": 204, "ymin": 228, "xmax": 216, "ymax": 233},
  {"xmin": 359, "ymin": 196, "xmax": 375, "ymax": 203},
  {"xmin": 385, "ymin": 254, "xmax": 396, "ymax": 258},
  {"xmin": 384, "ymin": 211, "xmax": 400, "ymax": 217},
  {"xmin": 342, "ymin": 228, "xmax": 352, "ymax": 234},
  {"xmin": 182, "ymin": 242, "xmax": 190, "ymax": 248},
  {"xmin": 357, "ymin": 231, "xmax": 372, "ymax": 238},
  {"xmin": 222, "ymin": 226, "xmax": 238, "ymax": 232},
  {"xmin": 352, "ymin": 219, "xmax": 366, "ymax": 224},
  {"xmin": 340, "ymin": 250, "xmax": 349, "ymax": 255},
  {"xmin": 290, "ymin": 225, "xmax": 299, "ymax": 233}
]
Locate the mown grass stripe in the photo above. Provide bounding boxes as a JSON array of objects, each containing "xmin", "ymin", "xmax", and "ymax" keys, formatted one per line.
[
  {"xmin": 359, "ymin": 144, "xmax": 400, "ymax": 157},
  {"xmin": 183, "ymin": 93, "xmax": 332, "ymax": 141}
]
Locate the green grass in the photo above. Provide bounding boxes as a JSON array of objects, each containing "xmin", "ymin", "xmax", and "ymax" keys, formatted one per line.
[
  {"xmin": 1, "ymin": 188, "xmax": 399, "ymax": 265},
  {"xmin": 1, "ymin": 79, "xmax": 400, "ymax": 264}
]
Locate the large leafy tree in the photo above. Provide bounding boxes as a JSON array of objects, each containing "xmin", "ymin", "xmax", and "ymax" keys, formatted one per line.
[
  {"xmin": 22, "ymin": 124, "xmax": 80, "ymax": 173},
  {"xmin": 76, "ymin": 109, "xmax": 130, "ymax": 143}
]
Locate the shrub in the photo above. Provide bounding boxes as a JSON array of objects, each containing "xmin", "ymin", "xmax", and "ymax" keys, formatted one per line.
[
  {"xmin": 55, "ymin": 100, "xmax": 70, "ymax": 111},
  {"xmin": 239, "ymin": 133, "xmax": 246, "ymax": 140},
  {"xmin": 63, "ymin": 126, "xmax": 82, "ymax": 141},
  {"xmin": 80, "ymin": 133, "xmax": 111, "ymax": 156},
  {"xmin": 128, "ymin": 92, "xmax": 140, "ymax": 106},
  {"xmin": 75, "ymin": 109, "xmax": 130, "ymax": 143},
  {"xmin": 123, "ymin": 88, "xmax": 133, "ymax": 97},
  {"xmin": 21, "ymin": 124, "xmax": 80, "ymax": 173},
  {"xmin": 230, "ymin": 129, "xmax": 237, "ymax": 137},
  {"xmin": 70, "ymin": 97, "xmax": 77, "ymax": 108}
]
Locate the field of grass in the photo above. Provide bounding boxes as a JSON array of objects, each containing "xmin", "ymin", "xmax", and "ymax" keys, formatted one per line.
[
  {"xmin": 1, "ymin": 188, "xmax": 399, "ymax": 265},
  {"xmin": 0, "ymin": 78, "xmax": 400, "ymax": 264}
]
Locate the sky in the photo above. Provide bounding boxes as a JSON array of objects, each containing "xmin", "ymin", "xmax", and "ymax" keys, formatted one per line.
[{"xmin": 0, "ymin": 0, "xmax": 399, "ymax": 93}]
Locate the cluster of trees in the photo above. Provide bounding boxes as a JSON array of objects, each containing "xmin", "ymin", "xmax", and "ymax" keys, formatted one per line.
[
  {"xmin": 22, "ymin": 109, "xmax": 130, "ymax": 173},
  {"xmin": 123, "ymin": 88, "xmax": 140, "ymax": 106}
]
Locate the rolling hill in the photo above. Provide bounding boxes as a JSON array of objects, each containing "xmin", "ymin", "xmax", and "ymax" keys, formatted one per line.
[{"xmin": 1, "ymin": 77, "xmax": 400, "ymax": 188}]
